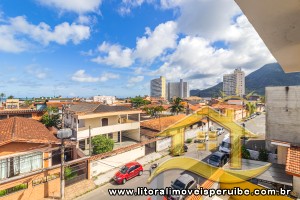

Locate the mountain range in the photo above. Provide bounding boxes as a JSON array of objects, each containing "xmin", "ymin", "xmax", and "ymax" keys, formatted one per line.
[{"xmin": 190, "ymin": 63, "xmax": 300, "ymax": 97}]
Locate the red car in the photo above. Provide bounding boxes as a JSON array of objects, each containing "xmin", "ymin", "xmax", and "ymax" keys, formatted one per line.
[{"xmin": 113, "ymin": 161, "xmax": 143, "ymax": 184}]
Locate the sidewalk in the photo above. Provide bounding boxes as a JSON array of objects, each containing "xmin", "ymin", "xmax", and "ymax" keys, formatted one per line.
[{"xmin": 93, "ymin": 149, "xmax": 171, "ymax": 186}]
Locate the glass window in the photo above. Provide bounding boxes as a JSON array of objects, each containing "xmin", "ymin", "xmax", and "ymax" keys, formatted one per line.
[{"xmin": 0, "ymin": 152, "xmax": 42, "ymax": 180}]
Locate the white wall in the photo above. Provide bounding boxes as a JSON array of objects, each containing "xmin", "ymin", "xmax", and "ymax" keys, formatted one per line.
[
  {"xmin": 185, "ymin": 127, "xmax": 200, "ymax": 140},
  {"xmin": 90, "ymin": 146, "xmax": 145, "ymax": 177},
  {"xmin": 156, "ymin": 137, "xmax": 171, "ymax": 152},
  {"xmin": 122, "ymin": 129, "xmax": 140, "ymax": 141},
  {"xmin": 248, "ymin": 149, "xmax": 277, "ymax": 163}
]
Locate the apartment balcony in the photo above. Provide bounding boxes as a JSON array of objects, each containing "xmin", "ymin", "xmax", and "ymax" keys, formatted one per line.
[{"xmin": 76, "ymin": 120, "xmax": 140, "ymax": 140}]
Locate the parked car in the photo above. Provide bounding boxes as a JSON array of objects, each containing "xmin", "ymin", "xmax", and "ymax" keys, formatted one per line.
[
  {"xmin": 167, "ymin": 174, "xmax": 197, "ymax": 200},
  {"xmin": 250, "ymin": 114, "xmax": 256, "ymax": 119},
  {"xmin": 216, "ymin": 127, "xmax": 225, "ymax": 135},
  {"xmin": 184, "ymin": 144, "xmax": 188, "ymax": 152},
  {"xmin": 113, "ymin": 161, "xmax": 143, "ymax": 184},
  {"xmin": 207, "ymin": 151, "xmax": 228, "ymax": 167}
]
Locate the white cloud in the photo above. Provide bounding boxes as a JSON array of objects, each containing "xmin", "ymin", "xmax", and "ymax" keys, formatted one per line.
[
  {"xmin": 37, "ymin": 0, "xmax": 102, "ymax": 14},
  {"xmin": 26, "ymin": 65, "xmax": 49, "ymax": 79},
  {"xmin": 134, "ymin": 21, "xmax": 178, "ymax": 62},
  {"xmin": 71, "ymin": 70, "xmax": 119, "ymax": 83},
  {"xmin": 91, "ymin": 42, "xmax": 134, "ymax": 68},
  {"xmin": 129, "ymin": 75, "xmax": 144, "ymax": 83},
  {"xmin": 0, "ymin": 15, "xmax": 90, "ymax": 53},
  {"xmin": 126, "ymin": 75, "xmax": 144, "ymax": 87},
  {"xmin": 118, "ymin": 0, "xmax": 154, "ymax": 15}
]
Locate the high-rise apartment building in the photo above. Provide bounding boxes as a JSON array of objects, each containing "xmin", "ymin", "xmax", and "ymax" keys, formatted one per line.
[
  {"xmin": 167, "ymin": 79, "xmax": 189, "ymax": 100},
  {"xmin": 223, "ymin": 68, "xmax": 245, "ymax": 97},
  {"xmin": 150, "ymin": 76, "xmax": 166, "ymax": 99}
]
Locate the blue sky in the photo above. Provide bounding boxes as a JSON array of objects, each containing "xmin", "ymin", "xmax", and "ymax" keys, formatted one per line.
[{"xmin": 0, "ymin": 0, "xmax": 275, "ymax": 98}]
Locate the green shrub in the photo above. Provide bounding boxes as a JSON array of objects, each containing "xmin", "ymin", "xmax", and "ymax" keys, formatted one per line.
[
  {"xmin": 186, "ymin": 138, "xmax": 192, "ymax": 143},
  {"xmin": 0, "ymin": 190, "xmax": 7, "ymax": 197},
  {"xmin": 65, "ymin": 166, "xmax": 77, "ymax": 180},
  {"xmin": 92, "ymin": 135, "xmax": 114, "ymax": 155},
  {"xmin": 241, "ymin": 145, "xmax": 250, "ymax": 159},
  {"xmin": 258, "ymin": 149, "xmax": 269, "ymax": 162}
]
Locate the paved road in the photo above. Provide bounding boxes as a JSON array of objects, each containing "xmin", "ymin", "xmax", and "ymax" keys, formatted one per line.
[
  {"xmin": 243, "ymin": 113, "xmax": 265, "ymax": 137},
  {"xmin": 76, "ymin": 142, "xmax": 216, "ymax": 200}
]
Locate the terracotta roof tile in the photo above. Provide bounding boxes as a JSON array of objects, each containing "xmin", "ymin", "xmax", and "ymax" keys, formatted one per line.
[
  {"xmin": 140, "ymin": 115, "xmax": 186, "ymax": 131},
  {"xmin": 212, "ymin": 104, "xmax": 243, "ymax": 110},
  {"xmin": 286, "ymin": 146, "xmax": 300, "ymax": 177},
  {"xmin": 0, "ymin": 117, "xmax": 59, "ymax": 146}
]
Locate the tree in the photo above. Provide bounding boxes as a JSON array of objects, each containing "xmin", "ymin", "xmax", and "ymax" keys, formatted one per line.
[
  {"xmin": 170, "ymin": 97, "xmax": 184, "ymax": 115},
  {"xmin": 0, "ymin": 93, "xmax": 5, "ymax": 102},
  {"xmin": 92, "ymin": 135, "xmax": 114, "ymax": 155},
  {"xmin": 245, "ymin": 102, "xmax": 256, "ymax": 116},
  {"xmin": 131, "ymin": 96, "xmax": 150, "ymax": 108},
  {"xmin": 41, "ymin": 106, "xmax": 61, "ymax": 128},
  {"xmin": 143, "ymin": 106, "xmax": 165, "ymax": 118},
  {"xmin": 7, "ymin": 95, "xmax": 14, "ymax": 99},
  {"xmin": 258, "ymin": 149, "xmax": 269, "ymax": 162}
]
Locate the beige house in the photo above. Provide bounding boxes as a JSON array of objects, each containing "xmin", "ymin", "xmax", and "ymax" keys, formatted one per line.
[
  {"xmin": 5, "ymin": 99, "xmax": 19, "ymax": 109},
  {"xmin": 64, "ymin": 103, "xmax": 142, "ymax": 155}
]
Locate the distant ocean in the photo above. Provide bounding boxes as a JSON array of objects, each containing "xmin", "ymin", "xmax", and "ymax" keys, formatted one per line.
[{"xmin": 0, "ymin": 97, "xmax": 34, "ymax": 102}]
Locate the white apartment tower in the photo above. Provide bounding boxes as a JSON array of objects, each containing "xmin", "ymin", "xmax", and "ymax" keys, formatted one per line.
[
  {"xmin": 150, "ymin": 76, "xmax": 166, "ymax": 99},
  {"xmin": 223, "ymin": 68, "xmax": 245, "ymax": 97},
  {"xmin": 167, "ymin": 79, "xmax": 189, "ymax": 100}
]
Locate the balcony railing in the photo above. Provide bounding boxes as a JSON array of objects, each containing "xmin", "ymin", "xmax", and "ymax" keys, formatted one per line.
[{"xmin": 76, "ymin": 121, "xmax": 140, "ymax": 140}]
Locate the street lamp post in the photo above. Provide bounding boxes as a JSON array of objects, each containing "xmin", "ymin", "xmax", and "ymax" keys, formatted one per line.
[{"xmin": 57, "ymin": 128, "xmax": 73, "ymax": 200}]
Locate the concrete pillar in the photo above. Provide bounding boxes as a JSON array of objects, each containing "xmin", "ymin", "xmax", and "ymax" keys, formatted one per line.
[
  {"xmin": 150, "ymin": 172, "xmax": 164, "ymax": 200},
  {"xmin": 293, "ymin": 176, "xmax": 300, "ymax": 196},
  {"xmin": 138, "ymin": 113, "xmax": 140, "ymax": 122},
  {"xmin": 126, "ymin": 114, "xmax": 128, "ymax": 120}
]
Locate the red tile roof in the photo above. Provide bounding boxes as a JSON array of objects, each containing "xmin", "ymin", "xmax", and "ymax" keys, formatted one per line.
[
  {"xmin": 140, "ymin": 115, "xmax": 186, "ymax": 131},
  {"xmin": 212, "ymin": 104, "xmax": 243, "ymax": 110},
  {"xmin": 286, "ymin": 146, "xmax": 300, "ymax": 177},
  {"xmin": 0, "ymin": 117, "xmax": 59, "ymax": 146}
]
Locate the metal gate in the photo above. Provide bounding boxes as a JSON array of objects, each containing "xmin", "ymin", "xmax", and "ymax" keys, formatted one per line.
[{"xmin": 65, "ymin": 160, "xmax": 88, "ymax": 187}]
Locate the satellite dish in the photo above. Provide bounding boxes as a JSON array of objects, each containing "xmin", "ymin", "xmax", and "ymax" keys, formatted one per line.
[{"xmin": 57, "ymin": 128, "xmax": 73, "ymax": 139}]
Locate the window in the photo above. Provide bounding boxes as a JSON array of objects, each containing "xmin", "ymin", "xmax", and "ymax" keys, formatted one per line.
[
  {"xmin": 101, "ymin": 118, "xmax": 108, "ymax": 126},
  {"xmin": 79, "ymin": 140, "xmax": 85, "ymax": 150},
  {"xmin": 0, "ymin": 152, "xmax": 42, "ymax": 180}
]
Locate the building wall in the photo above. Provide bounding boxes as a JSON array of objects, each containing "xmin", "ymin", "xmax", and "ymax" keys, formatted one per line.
[
  {"xmin": 266, "ymin": 86, "xmax": 300, "ymax": 152},
  {"xmin": 0, "ymin": 168, "xmax": 60, "ymax": 200},
  {"xmin": 90, "ymin": 146, "xmax": 145, "ymax": 177},
  {"xmin": 167, "ymin": 79, "xmax": 189, "ymax": 100},
  {"xmin": 122, "ymin": 129, "xmax": 140, "ymax": 141},
  {"xmin": 150, "ymin": 76, "xmax": 166, "ymax": 99},
  {"xmin": 223, "ymin": 68, "xmax": 245, "ymax": 97},
  {"xmin": 277, "ymin": 145, "xmax": 288, "ymax": 165}
]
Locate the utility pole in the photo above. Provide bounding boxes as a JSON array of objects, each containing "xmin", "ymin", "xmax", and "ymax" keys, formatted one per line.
[{"xmin": 60, "ymin": 137, "xmax": 65, "ymax": 199}]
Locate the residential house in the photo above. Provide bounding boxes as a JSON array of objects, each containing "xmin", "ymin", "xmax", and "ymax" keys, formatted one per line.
[
  {"xmin": 5, "ymin": 99, "xmax": 19, "ymax": 109},
  {"xmin": 63, "ymin": 103, "xmax": 142, "ymax": 155},
  {"xmin": 212, "ymin": 103, "xmax": 246, "ymax": 121},
  {"xmin": 0, "ymin": 117, "xmax": 61, "ymax": 199}
]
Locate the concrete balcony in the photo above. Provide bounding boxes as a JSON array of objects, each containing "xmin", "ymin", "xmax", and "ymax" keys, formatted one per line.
[{"xmin": 76, "ymin": 121, "xmax": 140, "ymax": 140}]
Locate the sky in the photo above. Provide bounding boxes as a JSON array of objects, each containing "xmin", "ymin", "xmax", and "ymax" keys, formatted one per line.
[{"xmin": 0, "ymin": 0, "xmax": 276, "ymax": 98}]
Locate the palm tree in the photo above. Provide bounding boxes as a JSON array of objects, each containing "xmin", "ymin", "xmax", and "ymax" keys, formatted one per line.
[
  {"xmin": 245, "ymin": 102, "xmax": 256, "ymax": 116},
  {"xmin": 0, "ymin": 93, "xmax": 5, "ymax": 104},
  {"xmin": 170, "ymin": 97, "xmax": 184, "ymax": 115}
]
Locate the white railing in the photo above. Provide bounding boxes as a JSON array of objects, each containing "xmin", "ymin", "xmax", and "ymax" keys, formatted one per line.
[{"xmin": 76, "ymin": 122, "xmax": 140, "ymax": 140}]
